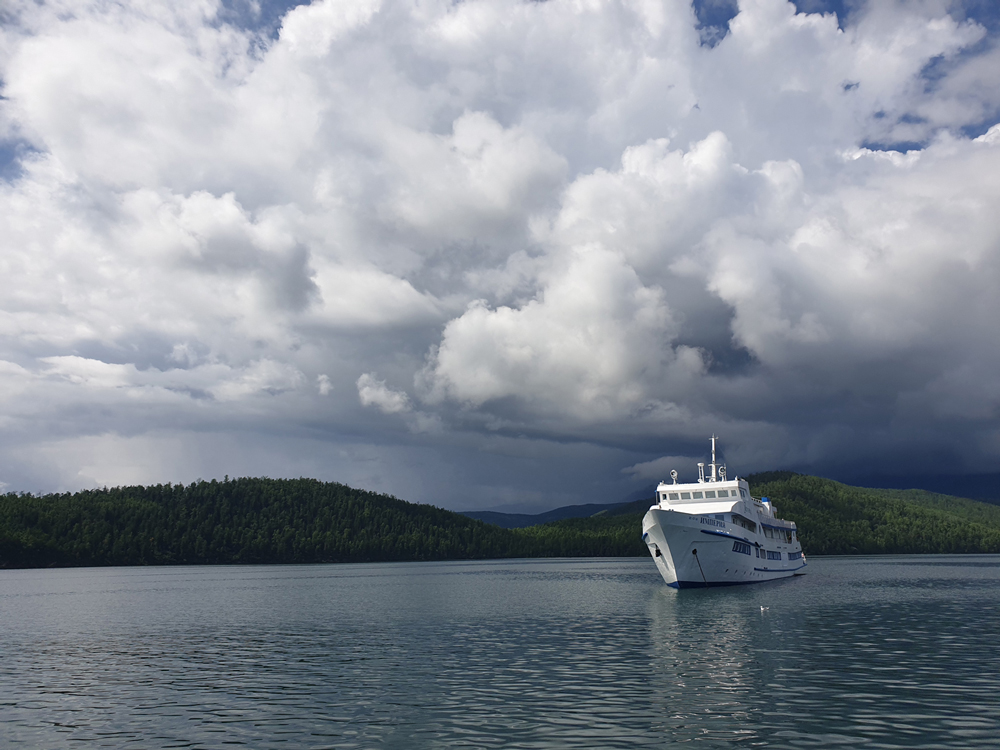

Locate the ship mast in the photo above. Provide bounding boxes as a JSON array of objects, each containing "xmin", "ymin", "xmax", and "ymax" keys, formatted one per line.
[{"xmin": 710, "ymin": 435, "xmax": 718, "ymax": 482}]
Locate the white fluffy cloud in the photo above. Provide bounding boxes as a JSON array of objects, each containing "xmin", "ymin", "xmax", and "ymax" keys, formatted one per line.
[
  {"xmin": 357, "ymin": 372, "xmax": 411, "ymax": 414},
  {"xmin": 2, "ymin": 0, "xmax": 1000, "ymax": 506}
]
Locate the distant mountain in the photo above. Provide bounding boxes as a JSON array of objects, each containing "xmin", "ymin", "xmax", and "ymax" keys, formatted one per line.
[
  {"xmin": 461, "ymin": 501, "xmax": 632, "ymax": 529},
  {"xmin": 459, "ymin": 485, "xmax": 656, "ymax": 529}
]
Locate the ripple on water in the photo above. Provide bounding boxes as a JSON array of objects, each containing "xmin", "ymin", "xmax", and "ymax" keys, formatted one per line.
[{"xmin": 1, "ymin": 557, "xmax": 999, "ymax": 748}]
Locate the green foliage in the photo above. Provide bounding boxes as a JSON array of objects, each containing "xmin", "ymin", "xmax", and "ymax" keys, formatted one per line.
[
  {"xmin": 0, "ymin": 477, "xmax": 647, "ymax": 569},
  {"xmin": 5, "ymin": 473, "xmax": 1000, "ymax": 569},
  {"xmin": 747, "ymin": 473, "xmax": 1000, "ymax": 555},
  {"xmin": 0, "ymin": 478, "xmax": 527, "ymax": 567},
  {"xmin": 519, "ymin": 510, "xmax": 648, "ymax": 557}
]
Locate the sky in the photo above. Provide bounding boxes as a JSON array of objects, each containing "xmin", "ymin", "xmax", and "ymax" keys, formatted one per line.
[{"xmin": 2, "ymin": 0, "xmax": 1000, "ymax": 511}]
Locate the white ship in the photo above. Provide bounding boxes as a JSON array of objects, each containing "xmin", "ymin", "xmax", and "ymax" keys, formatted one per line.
[{"xmin": 641, "ymin": 437, "xmax": 806, "ymax": 588}]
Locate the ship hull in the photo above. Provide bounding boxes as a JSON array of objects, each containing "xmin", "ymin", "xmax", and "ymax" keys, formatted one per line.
[{"xmin": 642, "ymin": 508, "xmax": 806, "ymax": 588}]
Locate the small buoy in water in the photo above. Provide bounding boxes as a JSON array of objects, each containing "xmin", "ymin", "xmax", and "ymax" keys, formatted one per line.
[{"xmin": 760, "ymin": 606, "xmax": 769, "ymax": 611}]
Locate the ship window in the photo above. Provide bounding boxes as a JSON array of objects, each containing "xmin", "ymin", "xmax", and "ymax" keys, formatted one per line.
[
  {"xmin": 705, "ymin": 490, "xmax": 716, "ymax": 498},
  {"xmin": 717, "ymin": 489, "xmax": 728, "ymax": 497},
  {"xmin": 766, "ymin": 550, "xmax": 782, "ymax": 560},
  {"xmin": 732, "ymin": 541, "xmax": 751, "ymax": 555},
  {"xmin": 693, "ymin": 491, "xmax": 703, "ymax": 499},
  {"xmin": 715, "ymin": 514, "xmax": 725, "ymax": 521},
  {"xmin": 740, "ymin": 489, "xmax": 747, "ymax": 498},
  {"xmin": 788, "ymin": 551, "xmax": 802, "ymax": 560},
  {"xmin": 669, "ymin": 493, "xmax": 680, "ymax": 500},
  {"xmin": 731, "ymin": 514, "xmax": 757, "ymax": 533},
  {"xmin": 680, "ymin": 492, "xmax": 691, "ymax": 499}
]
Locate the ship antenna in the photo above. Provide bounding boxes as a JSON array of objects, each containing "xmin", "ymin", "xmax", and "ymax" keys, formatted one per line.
[{"xmin": 710, "ymin": 435, "xmax": 718, "ymax": 482}]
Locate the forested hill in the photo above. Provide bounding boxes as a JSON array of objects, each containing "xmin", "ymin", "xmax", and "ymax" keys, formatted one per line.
[
  {"xmin": 0, "ymin": 478, "xmax": 538, "ymax": 568},
  {"xmin": 3, "ymin": 473, "xmax": 1000, "ymax": 569},
  {"xmin": 0, "ymin": 477, "xmax": 648, "ymax": 569},
  {"xmin": 747, "ymin": 472, "xmax": 1000, "ymax": 555},
  {"xmin": 499, "ymin": 474, "xmax": 1000, "ymax": 558}
]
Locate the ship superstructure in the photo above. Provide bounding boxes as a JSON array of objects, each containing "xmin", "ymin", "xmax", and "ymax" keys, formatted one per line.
[{"xmin": 641, "ymin": 437, "xmax": 806, "ymax": 588}]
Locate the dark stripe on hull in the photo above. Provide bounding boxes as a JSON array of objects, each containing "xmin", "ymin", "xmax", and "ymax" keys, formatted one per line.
[
  {"xmin": 754, "ymin": 563, "xmax": 807, "ymax": 573},
  {"xmin": 667, "ymin": 566, "xmax": 806, "ymax": 589},
  {"xmin": 668, "ymin": 579, "xmax": 762, "ymax": 589},
  {"xmin": 699, "ymin": 529, "xmax": 752, "ymax": 542}
]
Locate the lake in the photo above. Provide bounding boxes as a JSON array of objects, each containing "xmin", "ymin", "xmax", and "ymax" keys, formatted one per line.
[{"xmin": 1, "ymin": 556, "xmax": 999, "ymax": 748}]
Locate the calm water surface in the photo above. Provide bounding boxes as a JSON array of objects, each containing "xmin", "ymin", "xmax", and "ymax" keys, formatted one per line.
[{"xmin": 2, "ymin": 556, "xmax": 999, "ymax": 748}]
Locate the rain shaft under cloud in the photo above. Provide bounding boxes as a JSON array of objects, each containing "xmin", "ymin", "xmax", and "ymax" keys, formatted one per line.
[{"xmin": 2, "ymin": 0, "xmax": 1000, "ymax": 509}]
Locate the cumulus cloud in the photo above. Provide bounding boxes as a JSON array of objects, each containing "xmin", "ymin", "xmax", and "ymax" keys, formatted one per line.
[
  {"xmin": 280, "ymin": 0, "xmax": 383, "ymax": 56},
  {"xmin": 2, "ymin": 0, "xmax": 1000, "ymax": 506},
  {"xmin": 357, "ymin": 373, "xmax": 411, "ymax": 414}
]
